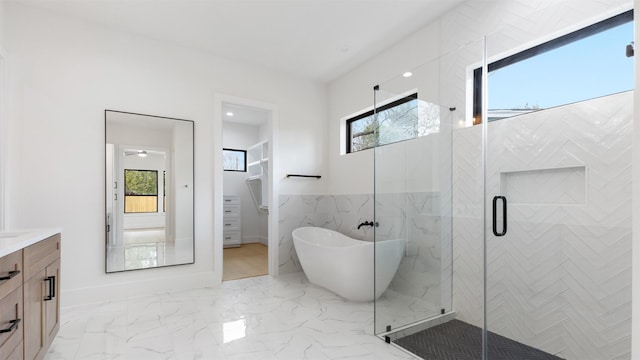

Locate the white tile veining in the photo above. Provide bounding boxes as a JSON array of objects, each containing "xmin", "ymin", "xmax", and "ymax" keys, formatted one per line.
[
  {"xmin": 279, "ymin": 192, "xmax": 447, "ymax": 334},
  {"xmin": 46, "ymin": 273, "xmax": 418, "ymax": 360}
]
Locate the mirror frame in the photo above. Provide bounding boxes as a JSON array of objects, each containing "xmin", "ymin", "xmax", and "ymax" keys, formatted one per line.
[{"xmin": 104, "ymin": 109, "xmax": 195, "ymax": 273}]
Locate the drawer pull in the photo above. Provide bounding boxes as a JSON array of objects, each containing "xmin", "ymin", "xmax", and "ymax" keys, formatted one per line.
[
  {"xmin": 44, "ymin": 276, "xmax": 56, "ymax": 301},
  {"xmin": 0, "ymin": 270, "xmax": 20, "ymax": 281},
  {"xmin": 0, "ymin": 319, "xmax": 21, "ymax": 334}
]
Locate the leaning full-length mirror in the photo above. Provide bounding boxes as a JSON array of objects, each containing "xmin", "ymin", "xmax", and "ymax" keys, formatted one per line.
[{"xmin": 105, "ymin": 110, "xmax": 194, "ymax": 272}]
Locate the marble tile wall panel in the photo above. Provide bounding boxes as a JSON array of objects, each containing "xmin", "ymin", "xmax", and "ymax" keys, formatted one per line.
[
  {"xmin": 325, "ymin": 194, "xmax": 375, "ymax": 241},
  {"xmin": 374, "ymin": 193, "xmax": 409, "ymax": 242},
  {"xmin": 384, "ymin": 193, "xmax": 443, "ymax": 307},
  {"xmin": 278, "ymin": 194, "xmax": 330, "ymax": 274},
  {"xmin": 280, "ymin": 192, "xmax": 449, "ymax": 319}
]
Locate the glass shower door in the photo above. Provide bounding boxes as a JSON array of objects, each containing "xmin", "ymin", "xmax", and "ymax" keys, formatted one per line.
[
  {"xmin": 483, "ymin": 20, "xmax": 634, "ymax": 359},
  {"xmin": 372, "ymin": 39, "xmax": 485, "ymax": 352},
  {"xmin": 372, "ymin": 59, "xmax": 452, "ymax": 336}
]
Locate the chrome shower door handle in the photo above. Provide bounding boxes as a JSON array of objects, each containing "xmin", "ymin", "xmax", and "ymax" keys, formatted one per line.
[{"xmin": 492, "ymin": 196, "xmax": 507, "ymax": 237}]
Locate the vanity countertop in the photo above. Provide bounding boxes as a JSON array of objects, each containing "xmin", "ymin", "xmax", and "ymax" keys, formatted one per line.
[{"xmin": 0, "ymin": 228, "xmax": 63, "ymax": 258}]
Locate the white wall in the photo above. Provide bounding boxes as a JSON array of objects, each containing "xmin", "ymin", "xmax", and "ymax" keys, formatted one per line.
[
  {"xmin": 258, "ymin": 123, "xmax": 269, "ymax": 143},
  {"xmin": 223, "ymin": 121, "xmax": 268, "ymax": 244},
  {"xmin": 5, "ymin": 2, "xmax": 327, "ymax": 305},
  {"xmin": 326, "ymin": 22, "xmax": 442, "ymax": 196},
  {"xmin": 0, "ymin": 2, "xmax": 5, "ymax": 47}
]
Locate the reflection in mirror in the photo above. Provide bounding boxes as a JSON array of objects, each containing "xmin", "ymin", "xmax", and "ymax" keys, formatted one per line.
[{"xmin": 105, "ymin": 110, "xmax": 194, "ymax": 272}]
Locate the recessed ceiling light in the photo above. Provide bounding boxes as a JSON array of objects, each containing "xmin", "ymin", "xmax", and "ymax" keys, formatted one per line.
[
  {"xmin": 402, "ymin": 72, "xmax": 413, "ymax": 78},
  {"xmin": 226, "ymin": 112, "xmax": 234, "ymax": 117}
]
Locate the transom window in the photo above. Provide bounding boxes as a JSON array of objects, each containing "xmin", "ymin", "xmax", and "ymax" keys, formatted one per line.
[
  {"xmin": 473, "ymin": 10, "xmax": 634, "ymax": 124},
  {"xmin": 346, "ymin": 93, "xmax": 440, "ymax": 153}
]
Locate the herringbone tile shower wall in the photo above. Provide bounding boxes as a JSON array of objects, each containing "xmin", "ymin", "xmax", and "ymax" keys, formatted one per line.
[{"xmin": 452, "ymin": 92, "xmax": 632, "ymax": 359}]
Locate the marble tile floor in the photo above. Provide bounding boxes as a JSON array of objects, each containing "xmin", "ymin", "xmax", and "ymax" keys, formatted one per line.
[{"xmin": 45, "ymin": 272, "xmax": 420, "ymax": 360}]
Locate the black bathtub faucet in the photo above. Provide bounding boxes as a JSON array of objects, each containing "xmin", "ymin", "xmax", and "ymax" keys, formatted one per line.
[{"xmin": 357, "ymin": 221, "xmax": 378, "ymax": 229}]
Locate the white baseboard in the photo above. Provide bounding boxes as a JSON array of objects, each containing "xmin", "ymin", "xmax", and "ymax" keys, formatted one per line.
[
  {"xmin": 61, "ymin": 271, "xmax": 218, "ymax": 308},
  {"xmin": 242, "ymin": 235, "xmax": 268, "ymax": 246}
]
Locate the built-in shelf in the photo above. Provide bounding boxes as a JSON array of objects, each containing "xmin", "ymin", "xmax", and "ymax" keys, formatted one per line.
[{"xmin": 246, "ymin": 141, "xmax": 268, "ymax": 211}]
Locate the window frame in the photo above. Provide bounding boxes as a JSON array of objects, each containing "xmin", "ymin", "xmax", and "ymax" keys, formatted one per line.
[
  {"xmin": 345, "ymin": 93, "xmax": 418, "ymax": 153},
  {"xmin": 473, "ymin": 9, "xmax": 634, "ymax": 124},
  {"xmin": 223, "ymin": 148, "xmax": 247, "ymax": 172}
]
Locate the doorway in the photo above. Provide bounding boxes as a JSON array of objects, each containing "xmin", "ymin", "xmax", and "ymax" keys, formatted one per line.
[{"xmin": 221, "ymin": 101, "xmax": 272, "ymax": 281}]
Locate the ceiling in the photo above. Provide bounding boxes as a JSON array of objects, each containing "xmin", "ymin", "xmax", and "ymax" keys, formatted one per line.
[
  {"xmin": 222, "ymin": 103, "xmax": 269, "ymax": 127},
  {"xmin": 13, "ymin": 0, "xmax": 465, "ymax": 82}
]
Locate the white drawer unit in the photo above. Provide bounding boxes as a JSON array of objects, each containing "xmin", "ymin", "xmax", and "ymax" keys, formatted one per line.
[
  {"xmin": 223, "ymin": 195, "xmax": 241, "ymax": 248},
  {"xmin": 223, "ymin": 205, "xmax": 240, "ymax": 216},
  {"xmin": 223, "ymin": 217, "xmax": 241, "ymax": 232},
  {"xmin": 223, "ymin": 231, "xmax": 241, "ymax": 246},
  {"xmin": 223, "ymin": 196, "xmax": 240, "ymax": 206}
]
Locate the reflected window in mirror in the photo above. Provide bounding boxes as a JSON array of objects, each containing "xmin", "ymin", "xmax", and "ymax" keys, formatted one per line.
[
  {"xmin": 105, "ymin": 110, "xmax": 194, "ymax": 273},
  {"xmin": 124, "ymin": 169, "xmax": 159, "ymax": 213}
]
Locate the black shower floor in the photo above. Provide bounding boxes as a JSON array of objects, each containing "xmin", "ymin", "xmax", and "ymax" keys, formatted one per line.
[{"xmin": 393, "ymin": 319, "xmax": 563, "ymax": 360}]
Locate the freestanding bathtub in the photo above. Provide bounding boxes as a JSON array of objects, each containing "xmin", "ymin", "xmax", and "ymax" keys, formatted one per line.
[{"xmin": 292, "ymin": 227, "xmax": 404, "ymax": 302}]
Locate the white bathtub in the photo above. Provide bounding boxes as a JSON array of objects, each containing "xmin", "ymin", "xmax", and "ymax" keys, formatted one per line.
[{"xmin": 292, "ymin": 227, "xmax": 404, "ymax": 302}]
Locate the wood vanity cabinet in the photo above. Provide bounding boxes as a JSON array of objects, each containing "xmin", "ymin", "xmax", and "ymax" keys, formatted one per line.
[
  {"xmin": 0, "ymin": 250, "xmax": 23, "ymax": 360},
  {"xmin": 23, "ymin": 234, "xmax": 60, "ymax": 360},
  {"xmin": 0, "ymin": 234, "xmax": 60, "ymax": 360}
]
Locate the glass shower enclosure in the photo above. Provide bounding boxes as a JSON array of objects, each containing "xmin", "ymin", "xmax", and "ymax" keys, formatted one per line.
[
  {"xmin": 372, "ymin": 15, "xmax": 633, "ymax": 359},
  {"xmin": 372, "ymin": 38, "xmax": 484, "ymax": 358}
]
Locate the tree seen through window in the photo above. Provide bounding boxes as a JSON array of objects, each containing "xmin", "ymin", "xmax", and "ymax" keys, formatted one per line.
[{"xmin": 124, "ymin": 169, "xmax": 158, "ymax": 213}]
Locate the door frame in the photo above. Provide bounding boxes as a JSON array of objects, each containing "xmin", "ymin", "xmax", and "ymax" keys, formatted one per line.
[{"xmin": 213, "ymin": 94, "xmax": 279, "ymax": 283}]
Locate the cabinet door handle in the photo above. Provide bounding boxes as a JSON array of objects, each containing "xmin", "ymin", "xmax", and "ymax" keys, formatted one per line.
[
  {"xmin": 44, "ymin": 276, "xmax": 56, "ymax": 301},
  {"xmin": 0, "ymin": 319, "xmax": 21, "ymax": 334},
  {"xmin": 0, "ymin": 270, "xmax": 20, "ymax": 281}
]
